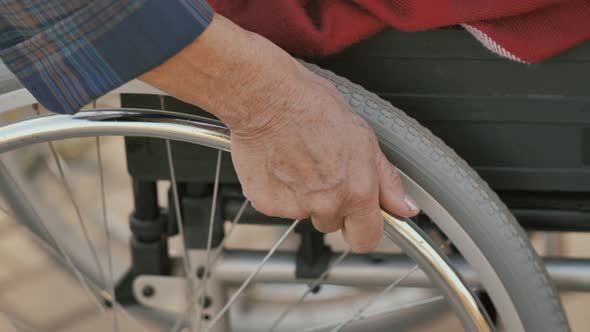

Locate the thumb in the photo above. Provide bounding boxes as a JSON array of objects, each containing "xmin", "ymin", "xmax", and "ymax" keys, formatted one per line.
[{"xmin": 377, "ymin": 152, "xmax": 420, "ymax": 217}]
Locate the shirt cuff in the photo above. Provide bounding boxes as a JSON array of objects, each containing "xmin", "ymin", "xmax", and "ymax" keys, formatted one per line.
[{"xmin": 0, "ymin": 0, "xmax": 213, "ymax": 114}]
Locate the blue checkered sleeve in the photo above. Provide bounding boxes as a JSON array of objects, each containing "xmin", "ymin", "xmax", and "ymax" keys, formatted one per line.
[{"xmin": 0, "ymin": 0, "xmax": 214, "ymax": 114}]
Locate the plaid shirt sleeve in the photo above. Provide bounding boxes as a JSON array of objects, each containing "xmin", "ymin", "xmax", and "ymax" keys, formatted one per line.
[{"xmin": 0, "ymin": 0, "xmax": 214, "ymax": 114}]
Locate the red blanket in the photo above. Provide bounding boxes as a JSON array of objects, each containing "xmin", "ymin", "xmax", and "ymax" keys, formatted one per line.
[{"xmin": 209, "ymin": 0, "xmax": 590, "ymax": 63}]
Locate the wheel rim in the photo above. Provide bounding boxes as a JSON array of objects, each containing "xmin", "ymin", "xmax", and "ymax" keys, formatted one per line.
[{"xmin": 0, "ymin": 109, "xmax": 497, "ymax": 331}]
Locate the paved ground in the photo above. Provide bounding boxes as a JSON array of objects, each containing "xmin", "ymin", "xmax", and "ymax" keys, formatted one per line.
[{"xmin": 1, "ymin": 96, "xmax": 590, "ymax": 331}]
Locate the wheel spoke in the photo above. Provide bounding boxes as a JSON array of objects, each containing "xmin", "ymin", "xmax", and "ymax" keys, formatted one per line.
[
  {"xmin": 166, "ymin": 139, "xmax": 196, "ymax": 331},
  {"xmin": 329, "ymin": 264, "xmax": 420, "ymax": 332},
  {"xmin": 168, "ymin": 199, "xmax": 249, "ymax": 332},
  {"xmin": 268, "ymin": 249, "xmax": 352, "ymax": 332},
  {"xmin": 0, "ymin": 158, "xmax": 105, "ymax": 312},
  {"xmin": 205, "ymin": 219, "xmax": 302, "ymax": 332},
  {"xmin": 363, "ymin": 294, "xmax": 445, "ymax": 319},
  {"xmin": 195, "ymin": 150, "xmax": 222, "ymax": 332},
  {"xmin": 10, "ymin": 208, "xmax": 153, "ymax": 332},
  {"xmin": 197, "ymin": 199, "xmax": 250, "ymax": 287},
  {"xmin": 165, "ymin": 141, "xmax": 194, "ymax": 277},
  {"xmin": 0, "ymin": 204, "xmax": 13, "ymax": 217},
  {"xmin": 210, "ymin": 199, "xmax": 249, "ymax": 265},
  {"xmin": 96, "ymin": 136, "xmax": 120, "ymax": 332},
  {"xmin": 306, "ymin": 239, "xmax": 453, "ymax": 332},
  {"xmin": 12, "ymin": 144, "xmax": 152, "ymax": 332},
  {"xmin": 301, "ymin": 293, "xmax": 446, "ymax": 332},
  {"xmin": 48, "ymin": 142, "xmax": 106, "ymax": 286}
]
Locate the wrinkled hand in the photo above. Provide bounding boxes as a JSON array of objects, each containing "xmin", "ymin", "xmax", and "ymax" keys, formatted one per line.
[
  {"xmin": 230, "ymin": 64, "xmax": 420, "ymax": 253},
  {"xmin": 140, "ymin": 14, "xmax": 419, "ymax": 252}
]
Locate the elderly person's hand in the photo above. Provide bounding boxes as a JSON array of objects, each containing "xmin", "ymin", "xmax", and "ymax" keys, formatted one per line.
[{"xmin": 141, "ymin": 14, "xmax": 420, "ymax": 252}]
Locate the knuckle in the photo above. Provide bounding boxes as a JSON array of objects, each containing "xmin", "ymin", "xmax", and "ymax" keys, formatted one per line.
[
  {"xmin": 347, "ymin": 192, "xmax": 374, "ymax": 212},
  {"xmin": 378, "ymin": 153, "xmax": 403, "ymax": 187},
  {"xmin": 386, "ymin": 166, "xmax": 402, "ymax": 186},
  {"xmin": 347, "ymin": 181, "xmax": 375, "ymax": 202}
]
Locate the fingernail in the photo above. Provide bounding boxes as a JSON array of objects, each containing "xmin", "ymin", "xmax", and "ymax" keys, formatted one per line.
[{"xmin": 404, "ymin": 195, "xmax": 420, "ymax": 212}]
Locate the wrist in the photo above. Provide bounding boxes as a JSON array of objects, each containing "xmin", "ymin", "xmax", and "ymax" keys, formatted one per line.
[
  {"xmin": 212, "ymin": 32, "xmax": 305, "ymax": 133},
  {"xmin": 140, "ymin": 14, "xmax": 304, "ymax": 132}
]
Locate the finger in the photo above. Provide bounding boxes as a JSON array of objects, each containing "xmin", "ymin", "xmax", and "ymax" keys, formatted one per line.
[
  {"xmin": 377, "ymin": 152, "xmax": 420, "ymax": 217},
  {"xmin": 342, "ymin": 200, "xmax": 383, "ymax": 253},
  {"xmin": 307, "ymin": 192, "xmax": 345, "ymax": 233},
  {"xmin": 311, "ymin": 215, "xmax": 344, "ymax": 233},
  {"xmin": 310, "ymin": 202, "xmax": 344, "ymax": 233}
]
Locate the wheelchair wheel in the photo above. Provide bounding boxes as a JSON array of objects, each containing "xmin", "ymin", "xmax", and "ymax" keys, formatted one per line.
[{"xmin": 0, "ymin": 60, "xmax": 569, "ymax": 332}]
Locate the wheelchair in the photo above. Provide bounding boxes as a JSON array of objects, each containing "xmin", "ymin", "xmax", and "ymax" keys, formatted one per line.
[{"xmin": 1, "ymin": 27, "xmax": 586, "ymax": 331}]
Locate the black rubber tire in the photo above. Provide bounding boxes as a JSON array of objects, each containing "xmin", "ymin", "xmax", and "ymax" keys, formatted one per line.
[{"xmin": 303, "ymin": 61, "xmax": 569, "ymax": 332}]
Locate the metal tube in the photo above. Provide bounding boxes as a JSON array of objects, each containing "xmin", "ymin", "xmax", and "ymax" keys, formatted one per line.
[
  {"xmin": 132, "ymin": 180, "xmax": 159, "ymax": 220},
  {"xmin": 382, "ymin": 215, "xmax": 491, "ymax": 332},
  {"xmin": 543, "ymin": 257, "xmax": 590, "ymax": 291},
  {"xmin": 213, "ymin": 251, "xmax": 476, "ymax": 288},
  {"xmin": 214, "ymin": 251, "xmax": 590, "ymax": 291},
  {"xmin": 0, "ymin": 110, "xmax": 232, "ymax": 154}
]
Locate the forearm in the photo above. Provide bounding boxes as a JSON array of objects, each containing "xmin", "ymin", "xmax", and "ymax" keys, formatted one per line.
[
  {"xmin": 140, "ymin": 14, "xmax": 304, "ymax": 132},
  {"xmin": 143, "ymin": 14, "xmax": 418, "ymax": 254}
]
